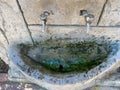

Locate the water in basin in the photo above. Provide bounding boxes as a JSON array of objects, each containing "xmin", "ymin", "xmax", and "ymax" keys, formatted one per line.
[{"xmin": 19, "ymin": 37, "xmax": 112, "ymax": 74}]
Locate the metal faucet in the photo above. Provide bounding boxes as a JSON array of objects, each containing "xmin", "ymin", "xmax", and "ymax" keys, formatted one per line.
[
  {"xmin": 80, "ymin": 10, "xmax": 94, "ymax": 33},
  {"xmin": 80, "ymin": 10, "xmax": 94, "ymax": 25},
  {"xmin": 85, "ymin": 14, "xmax": 94, "ymax": 25},
  {"xmin": 40, "ymin": 11, "xmax": 50, "ymax": 32}
]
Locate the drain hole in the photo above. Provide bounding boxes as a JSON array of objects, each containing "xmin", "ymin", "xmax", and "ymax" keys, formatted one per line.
[
  {"xmin": 117, "ymin": 67, "xmax": 120, "ymax": 73},
  {"xmin": 59, "ymin": 65, "xmax": 63, "ymax": 71}
]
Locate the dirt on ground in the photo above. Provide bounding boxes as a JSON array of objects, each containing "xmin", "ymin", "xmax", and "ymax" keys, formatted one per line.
[{"xmin": 0, "ymin": 81, "xmax": 47, "ymax": 90}]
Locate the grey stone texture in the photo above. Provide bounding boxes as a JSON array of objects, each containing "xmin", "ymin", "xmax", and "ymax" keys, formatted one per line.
[
  {"xmin": 18, "ymin": 0, "xmax": 106, "ymax": 25},
  {"xmin": 1, "ymin": 0, "xmax": 120, "ymax": 90},
  {"xmin": 99, "ymin": 0, "xmax": 120, "ymax": 26}
]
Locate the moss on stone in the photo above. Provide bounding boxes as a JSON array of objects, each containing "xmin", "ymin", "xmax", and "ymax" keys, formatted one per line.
[{"xmin": 19, "ymin": 39, "xmax": 111, "ymax": 73}]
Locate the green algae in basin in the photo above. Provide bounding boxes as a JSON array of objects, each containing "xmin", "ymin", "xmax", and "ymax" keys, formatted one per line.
[{"xmin": 20, "ymin": 39, "xmax": 110, "ymax": 73}]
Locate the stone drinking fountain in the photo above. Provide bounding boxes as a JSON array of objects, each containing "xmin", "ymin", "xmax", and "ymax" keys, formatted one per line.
[
  {"xmin": 1, "ymin": 1, "xmax": 120, "ymax": 90},
  {"xmin": 8, "ymin": 28, "xmax": 120, "ymax": 90}
]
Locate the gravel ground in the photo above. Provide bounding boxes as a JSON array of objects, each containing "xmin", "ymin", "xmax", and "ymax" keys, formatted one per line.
[
  {"xmin": 0, "ymin": 59, "xmax": 47, "ymax": 90},
  {"xmin": 0, "ymin": 81, "xmax": 47, "ymax": 90}
]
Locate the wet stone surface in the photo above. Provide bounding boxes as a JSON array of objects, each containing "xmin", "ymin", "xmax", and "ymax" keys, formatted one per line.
[{"xmin": 19, "ymin": 38, "xmax": 113, "ymax": 73}]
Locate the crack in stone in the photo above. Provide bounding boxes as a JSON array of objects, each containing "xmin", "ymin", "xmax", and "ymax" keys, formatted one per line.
[
  {"xmin": 0, "ymin": 28, "xmax": 9, "ymax": 44},
  {"xmin": 16, "ymin": 0, "xmax": 35, "ymax": 45},
  {"xmin": 1, "ymin": 14, "xmax": 6, "ymax": 31},
  {"xmin": 0, "ymin": 10, "xmax": 9, "ymax": 44},
  {"xmin": 97, "ymin": 0, "xmax": 108, "ymax": 26},
  {"xmin": 0, "ymin": 21, "xmax": 9, "ymax": 44}
]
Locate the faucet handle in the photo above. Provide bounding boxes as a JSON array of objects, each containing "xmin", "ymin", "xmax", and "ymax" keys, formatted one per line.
[
  {"xmin": 40, "ymin": 10, "xmax": 54, "ymax": 20},
  {"xmin": 80, "ymin": 10, "xmax": 88, "ymax": 16},
  {"xmin": 43, "ymin": 10, "xmax": 54, "ymax": 16},
  {"xmin": 40, "ymin": 14, "xmax": 47, "ymax": 21},
  {"xmin": 40, "ymin": 11, "xmax": 51, "ymax": 21},
  {"xmin": 43, "ymin": 11, "xmax": 50, "ymax": 16},
  {"xmin": 85, "ymin": 14, "xmax": 94, "ymax": 24}
]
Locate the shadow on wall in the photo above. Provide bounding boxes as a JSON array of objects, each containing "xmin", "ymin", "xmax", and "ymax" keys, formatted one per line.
[{"xmin": 0, "ymin": 58, "xmax": 8, "ymax": 73}]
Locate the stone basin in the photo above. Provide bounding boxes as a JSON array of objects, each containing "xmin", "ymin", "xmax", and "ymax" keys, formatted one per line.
[
  {"xmin": 8, "ymin": 32, "xmax": 120, "ymax": 90},
  {"xmin": 19, "ymin": 38, "xmax": 111, "ymax": 74}
]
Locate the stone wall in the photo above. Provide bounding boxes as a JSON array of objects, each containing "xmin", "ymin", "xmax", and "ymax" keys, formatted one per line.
[
  {"xmin": 18, "ymin": 0, "xmax": 106, "ymax": 25},
  {"xmin": 0, "ymin": 0, "xmax": 33, "ymax": 64},
  {"xmin": 17, "ymin": 0, "xmax": 120, "ymax": 26},
  {"xmin": 99, "ymin": 0, "xmax": 120, "ymax": 26}
]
